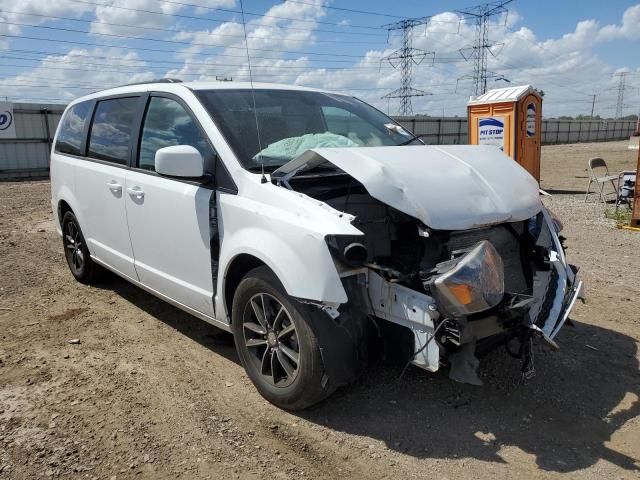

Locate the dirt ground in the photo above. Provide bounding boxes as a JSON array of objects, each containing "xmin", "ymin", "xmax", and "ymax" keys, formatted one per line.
[{"xmin": 1, "ymin": 140, "xmax": 639, "ymax": 480}]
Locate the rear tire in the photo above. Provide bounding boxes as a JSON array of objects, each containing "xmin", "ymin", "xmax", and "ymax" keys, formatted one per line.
[
  {"xmin": 231, "ymin": 266, "xmax": 334, "ymax": 410},
  {"xmin": 61, "ymin": 211, "xmax": 99, "ymax": 284}
]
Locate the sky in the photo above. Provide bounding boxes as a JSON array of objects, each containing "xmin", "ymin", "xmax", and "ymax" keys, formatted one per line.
[{"xmin": 0, "ymin": 0, "xmax": 639, "ymax": 117}]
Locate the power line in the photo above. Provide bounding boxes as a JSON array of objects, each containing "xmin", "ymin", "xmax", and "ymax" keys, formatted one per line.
[
  {"xmin": 0, "ymin": 20, "xmax": 383, "ymax": 58},
  {"xmin": 0, "ymin": 56, "xmax": 469, "ymax": 88},
  {"xmin": 0, "ymin": 54, "xmax": 402, "ymax": 72},
  {"xmin": 0, "ymin": 63, "xmax": 317, "ymax": 80},
  {"xmin": 490, "ymin": 56, "xmax": 611, "ymax": 98},
  {"xmin": 0, "ymin": 82, "xmax": 107, "ymax": 90},
  {"xmin": 63, "ymin": 0, "xmax": 382, "ymax": 30},
  {"xmin": 615, "ymin": 71, "xmax": 628, "ymax": 119},
  {"xmin": 498, "ymin": 26, "xmax": 636, "ymax": 99},
  {"xmin": 62, "ymin": 0, "xmax": 466, "ymax": 28},
  {"xmin": 258, "ymin": 0, "xmax": 408, "ymax": 19},
  {"xmin": 457, "ymin": 0, "xmax": 512, "ymax": 96},
  {"xmin": 3, "ymin": 0, "xmax": 626, "ymax": 111},
  {"xmin": 0, "ymin": 34, "xmax": 469, "ymax": 67},
  {"xmin": 382, "ymin": 17, "xmax": 434, "ymax": 115},
  {"xmin": 0, "ymin": 33, "xmax": 386, "ymax": 64},
  {"xmin": 0, "ymin": 10, "xmax": 388, "ymax": 45}
]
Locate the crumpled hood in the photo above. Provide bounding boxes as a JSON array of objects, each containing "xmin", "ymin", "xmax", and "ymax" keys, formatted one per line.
[{"xmin": 272, "ymin": 145, "xmax": 542, "ymax": 230}]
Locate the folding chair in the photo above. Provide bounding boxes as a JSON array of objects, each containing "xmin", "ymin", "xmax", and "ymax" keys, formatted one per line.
[{"xmin": 584, "ymin": 157, "xmax": 618, "ymax": 203}]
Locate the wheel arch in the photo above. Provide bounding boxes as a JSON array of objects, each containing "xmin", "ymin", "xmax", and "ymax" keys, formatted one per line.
[
  {"xmin": 54, "ymin": 185, "xmax": 83, "ymax": 231},
  {"xmin": 58, "ymin": 199, "xmax": 73, "ymax": 226},
  {"xmin": 223, "ymin": 253, "xmax": 269, "ymax": 324}
]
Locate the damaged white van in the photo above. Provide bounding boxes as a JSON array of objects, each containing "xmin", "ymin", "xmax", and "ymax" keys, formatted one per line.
[{"xmin": 51, "ymin": 81, "xmax": 583, "ymax": 409}]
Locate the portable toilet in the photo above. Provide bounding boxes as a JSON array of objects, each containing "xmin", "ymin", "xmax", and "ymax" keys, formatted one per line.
[{"xmin": 467, "ymin": 85, "xmax": 542, "ymax": 182}]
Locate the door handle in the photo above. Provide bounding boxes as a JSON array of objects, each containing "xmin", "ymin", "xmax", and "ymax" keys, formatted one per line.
[
  {"xmin": 127, "ymin": 187, "xmax": 145, "ymax": 199},
  {"xmin": 107, "ymin": 181, "xmax": 122, "ymax": 193}
]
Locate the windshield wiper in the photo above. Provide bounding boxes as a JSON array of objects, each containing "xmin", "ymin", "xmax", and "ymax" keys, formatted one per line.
[
  {"xmin": 397, "ymin": 135, "xmax": 423, "ymax": 146},
  {"xmin": 247, "ymin": 164, "xmax": 279, "ymax": 173}
]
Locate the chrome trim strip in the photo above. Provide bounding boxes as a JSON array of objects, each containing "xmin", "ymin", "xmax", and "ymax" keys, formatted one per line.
[
  {"xmin": 542, "ymin": 208, "xmax": 567, "ymax": 266},
  {"xmin": 550, "ymin": 279, "xmax": 583, "ymax": 339},
  {"xmin": 542, "ymin": 252, "xmax": 568, "ymax": 338}
]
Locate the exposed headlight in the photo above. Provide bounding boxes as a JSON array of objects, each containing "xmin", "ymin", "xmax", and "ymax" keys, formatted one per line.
[{"xmin": 432, "ymin": 240, "xmax": 504, "ymax": 318}]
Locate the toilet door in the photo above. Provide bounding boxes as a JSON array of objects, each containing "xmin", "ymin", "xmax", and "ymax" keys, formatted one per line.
[{"xmin": 519, "ymin": 94, "xmax": 541, "ymax": 181}]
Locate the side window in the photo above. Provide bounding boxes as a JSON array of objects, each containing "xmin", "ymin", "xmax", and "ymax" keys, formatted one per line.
[
  {"xmin": 88, "ymin": 97, "xmax": 139, "ymax": 165},
  {"xmin": 138, "ymin": 97, "xmax": 214, "ymax": 171},
  {"xmin": 55, "ymin": 101, "xmax": 92, "ymax": 156}
]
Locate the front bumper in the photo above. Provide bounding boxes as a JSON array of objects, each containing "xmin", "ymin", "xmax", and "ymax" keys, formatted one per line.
[
  {"xmin": 529, "ymin": 257, "xmax": 583, "ymax": 346},
  {"xmin": 528, "ymin": 208, "xmax": 584, "ymax": 345}
]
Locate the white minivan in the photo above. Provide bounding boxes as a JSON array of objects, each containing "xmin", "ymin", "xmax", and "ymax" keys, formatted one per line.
[{"xmin": 51, "ymin": 80, "xmax": 582, "ymax": 409}]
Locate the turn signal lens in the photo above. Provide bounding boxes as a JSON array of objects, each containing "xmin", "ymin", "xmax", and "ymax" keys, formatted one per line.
[
  {"xmin": 449, "ymin": 284, "xmax": 474, "ymax": 305},
  {"xmin": 432, "ymin": 240, "xmax": 504, "ymax": 318}
]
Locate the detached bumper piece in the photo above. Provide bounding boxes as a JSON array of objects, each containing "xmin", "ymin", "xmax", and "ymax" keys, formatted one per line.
[{"xmin": 528, "ymin": 255, "xmax": 583, "ymax": 347}]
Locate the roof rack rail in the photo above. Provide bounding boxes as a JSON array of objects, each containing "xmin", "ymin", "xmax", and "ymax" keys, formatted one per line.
[{"xmin": 118, "ymin": 78, "xmax": 183, "ymax": 87}]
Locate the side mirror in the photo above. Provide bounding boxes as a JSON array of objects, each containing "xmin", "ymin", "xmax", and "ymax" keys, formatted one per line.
[{"xmin": 155, "ymin": 145, "xmax": 204, "ymax": 178}]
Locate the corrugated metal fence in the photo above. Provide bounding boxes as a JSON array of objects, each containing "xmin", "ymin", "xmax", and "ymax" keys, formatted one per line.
[
  {"xmin": 394, "ymin": 116, "xmax": 638, "ymax": 145},
  {"xmin": 0, "ymin": 103, "xmax": 64, "ymax": 179},
  {"xmin": 0, "ymin": 103, "xmax": 636, "ymax": 180}
]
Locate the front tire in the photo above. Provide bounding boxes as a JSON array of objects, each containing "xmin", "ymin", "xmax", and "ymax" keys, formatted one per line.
[
  {"xmin": 61, "ymin": 211, "xmax": 98, "ymax": 284},
  {"xmin": 231, "ymin": 266, "xmax": 334, "ymax": 410}
]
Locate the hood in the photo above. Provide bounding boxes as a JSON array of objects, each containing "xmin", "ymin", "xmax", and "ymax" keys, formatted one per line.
[{"xmin": 272, "ymin": 145, "xmax": 542, "ymax": 231}]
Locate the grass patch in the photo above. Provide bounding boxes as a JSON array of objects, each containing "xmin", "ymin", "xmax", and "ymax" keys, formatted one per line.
[{"xmin": 605, "ymin": 207, "xmax": 633, "ymax": 226}]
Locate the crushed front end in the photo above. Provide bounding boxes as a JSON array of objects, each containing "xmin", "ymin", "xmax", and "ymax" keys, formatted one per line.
[
  {"xmin": 333, "ymin": 206, "xmax": 582, "ymax": 384},
  {"xmin": 272, "ymin": 145, "xmax": 583, "ymax": 384}
]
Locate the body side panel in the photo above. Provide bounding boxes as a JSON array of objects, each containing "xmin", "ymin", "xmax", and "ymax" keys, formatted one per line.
[{"xmin": 215, "ymin": 185, "xmax": 363, "ymax": 322}]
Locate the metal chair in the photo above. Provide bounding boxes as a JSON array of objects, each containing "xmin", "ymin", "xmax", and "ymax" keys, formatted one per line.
[{"xmin": 584, "ymin": 157, "xmax": 619, "ymax": 203}]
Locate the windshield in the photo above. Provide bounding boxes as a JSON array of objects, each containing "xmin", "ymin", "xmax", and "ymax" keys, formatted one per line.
[{"xmin": 195, "ymin": 89, "xmax": 420, "ymax": 169}]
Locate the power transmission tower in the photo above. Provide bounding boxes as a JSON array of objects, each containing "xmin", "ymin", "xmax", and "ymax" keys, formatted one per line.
[
  {"xmin": 382, "ymin": 18, "xmax": 434, "ymax": 116},
  {"xmin": 457, "ymin": 0, "xmax": 512, "ymax": 96},
  {"xmin": 615, "ymin": 72, "xmax": 628, "ymax": 119}
]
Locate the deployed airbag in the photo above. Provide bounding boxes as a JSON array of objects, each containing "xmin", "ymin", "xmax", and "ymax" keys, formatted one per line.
[{"xmin": 255, "ymin": 132, "xmax": 357, "ymax": 163}]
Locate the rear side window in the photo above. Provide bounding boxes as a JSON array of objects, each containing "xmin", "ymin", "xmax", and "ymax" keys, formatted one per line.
[
  {"xmin": 88, "ymin": 97, "xmax": 139, "ymax": 165},
  {"xmin": 138, "ymin": 97, "xmax": 214, "ymax": 171},
  {"xmin": 55, "ymin": 101, "xmax": 92, "ymax": 156}
]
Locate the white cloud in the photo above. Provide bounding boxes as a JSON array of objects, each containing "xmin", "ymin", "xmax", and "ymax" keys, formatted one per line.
[
  {"xmin": 0, "ymin": 1, "xmax": 638, "ymax": 117},
  {"xmin": 0, "ymin": 0, "xmax": 94, "ymax": 50},
  {"xmin": 174, "ymin": 0, "xmax": 326, "ymax": 57},
  {"xmin": 90, "ymin": 0, "xmax": 236, "ymax": 36},
  {"xmin": 294, "ymin": 4, "xmax": 640, "ymax": 117},
  {"xmin": 598, "ymin": 4, "xmax": 640, "ymax": 41},
  {"xmin": 0, "ymin": 0, "xmax": 93, "ymax": 19},
  {"xmin": 0, "ymin": 48, "xmax": 155, "ymax": 101}
]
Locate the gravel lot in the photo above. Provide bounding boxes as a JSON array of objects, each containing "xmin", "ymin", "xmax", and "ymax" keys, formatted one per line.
[{"xmin": 1, "ymin": 141, "xmax": 639, "ymax": 479}]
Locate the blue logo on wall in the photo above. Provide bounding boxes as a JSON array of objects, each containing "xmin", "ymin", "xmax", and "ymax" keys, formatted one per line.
[
  {"xmin": 526, "ymin": 103, "xmax": 536, "ymax": 137},
  {"xmin": 479, "ymin": 118, "xmax": 504, "ymax": 129},
  {"xmin": 0, "ymin": 110, "xmax": 12, "ymax": 131},
  {"xmin": 478, "ymin": 116, "xmax": 505, "ymax": 150}
]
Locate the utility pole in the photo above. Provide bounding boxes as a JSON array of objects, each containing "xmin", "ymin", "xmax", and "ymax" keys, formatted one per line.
[
  {"xmin": 381, "ymin": 18, "xmax": 434, "ymax": 116},
  {"xmin": 457, "ymin": 0, "xmax": 512, "ymax": 96},
  {"xmin": 615, "ymin": 71, "xmax": 627, "ymax": 119},
  {"xmin": 590, "ymin": 94, "xmax": 596, "ymax": 118}
]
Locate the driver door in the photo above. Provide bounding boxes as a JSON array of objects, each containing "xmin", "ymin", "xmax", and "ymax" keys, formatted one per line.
[{"xmin": 124, "ymin": 94, "xmax": 217, "ymax": 317}]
